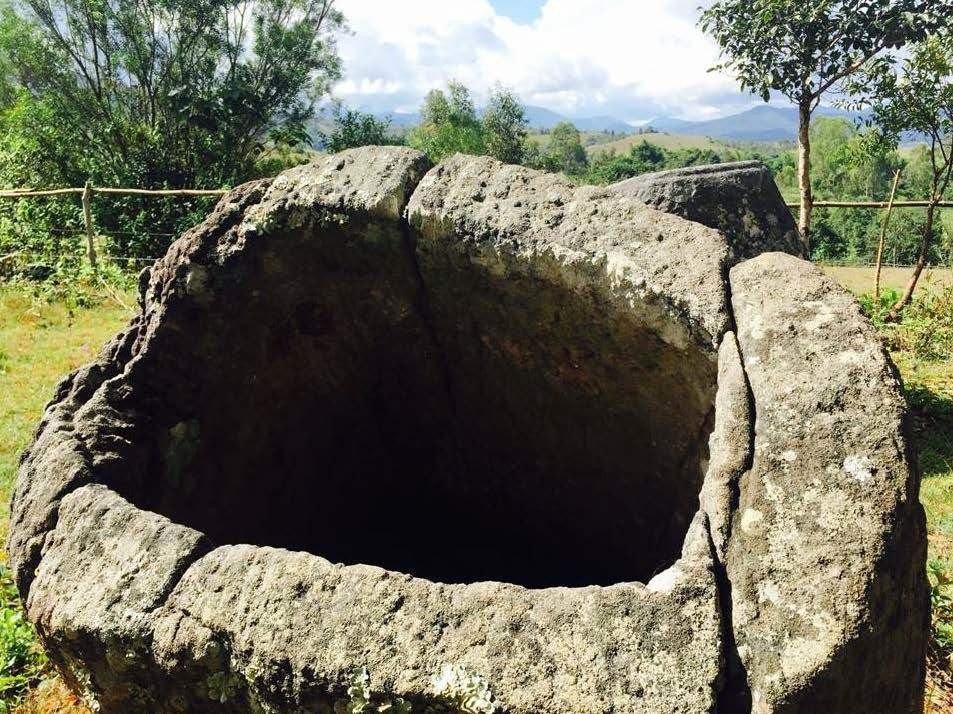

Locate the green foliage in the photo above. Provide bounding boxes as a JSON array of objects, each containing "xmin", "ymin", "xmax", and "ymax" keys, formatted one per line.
[
  {"xmin": 407, "ymin": 82, "xmax": 485, "ymax": 162},
  {"xmin": 929, "ymin": 559, "xmax": 953, "ymax": 667},
  {"xmin": 406, "ymin": 82, "xmax": 529, "ymax": 166},
  {"xmin": 0, "ymin": 0, "xmax": 344, "ymax": 186},
  {"xmin": 769, "ymin": 116, "xmax": 951, "ymax": 264},
  {"xmin": 699, "ymin": 0, "xmax": 946, "ymax": 106},
  {"xmin": 525, "ymin": 121, "xmax": 589, "ymax": 176},
  {"xmin": 850, "ymin": 36, "xmax": 953, "ymax": 162},
  {"xmin": 0, "ymin": 0, "xmax": 346, "ymax": 271},
  {"xmin": 860, "ymin": 285, "xmax": 953, "ymax": 360},
  {"xmin": 0, "ymin": 563, "xmax": 47, "ymax": 709},
  {"xmin": 809, "ymin": 117, "xmax": 903, "ymax": 200},
  {"xmin": 481, "ymin": 85, "xmax": 528, "ymax": 165},
  {"xmin": 585, "ymin": 141, "xmax": 666, "ymax": 184},
  {"xmin": 846, "ymin": 35, "xmax": 953, "ymax": 308},
  {"xmin": 583, "ymin": 140, "xmax": 733, "ymax": 185},
  {"xmin": 319, "ymin": 105, "xmax": 398, "ymax": 153}
]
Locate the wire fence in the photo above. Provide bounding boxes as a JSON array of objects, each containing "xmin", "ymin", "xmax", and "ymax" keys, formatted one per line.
[
  {"xmin": 786, "ymin": 201, "xmax": 953, "ymax": 210},
  {"xmin": 0, "ymin": 183, "xmax": 227, "ymax": 271},
  {"xmin": 1, "ymin": 184, "xmax": 952, "ymax": 273}
]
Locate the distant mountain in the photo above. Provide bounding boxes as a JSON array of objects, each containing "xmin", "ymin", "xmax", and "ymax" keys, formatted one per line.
[
  {"xmin": 372, "ymin": 105, "xmax": 634, "ymax": 134},
  {"xmin": 645, "ymin": 116, "xmax": 697, "ymax": 134},
  {"xmin": 648, "ymin": 105, "xmax": 864, "ymax": 142},
  {"xmin": 523, "ymin": 105, "xmax": 568, "ymax": 129},
  {"xmin": 383, "ymin": 112, "xmax": 421, "ymax": 127},
  {"xmin": 327, "ymin": 102, "xmax": 878, "ymax": 145},
  {"xmin": 572, "ymin": 115, "xmax": 635, "ymax": 133},
  {"xmin": 523, "ymin": 106, "xmax": 633, "ymax": 133}
]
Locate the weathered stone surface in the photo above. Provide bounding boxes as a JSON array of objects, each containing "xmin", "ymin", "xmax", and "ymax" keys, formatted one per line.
[
  {"xmin": 145, "ymin": 514, "xmax": 722, "ymax": 713},
  {"xmin": 612, "ymin": 161, "xmax": 804, "ymax": 262},
  {"xmin": 698, "ymin": 331, "xmax": 752, "ymax": 560},
  {"xmin": 727, "ymin": 252, "xmax": 927, "ymax": 712},
  {"xmin": 8, "ymin": 149, "xmax": 927, "ymax": 713},
  {"xmin": 7, "ymin": 324, "xmax": 143, "ymax": 596},
  {"xmin": 410, "ymin": 154, "xmax": 732, "ymax": 348},
  {"xmin": 27, "ymin": 484, "xmax": 208, "ymax": 710}
]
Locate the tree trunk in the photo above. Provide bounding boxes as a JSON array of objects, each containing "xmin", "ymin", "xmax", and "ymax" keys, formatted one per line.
[
  {"xmin": 875, "ymin": 170, "xmax": 902, "ymax": 299},
  {"xmin": 797, "ymin": 101, "xmax": 813, "ymax": 254},
  {"xmin": 886, "ymin": 201, "xmax": 937, "ymax": 322}
]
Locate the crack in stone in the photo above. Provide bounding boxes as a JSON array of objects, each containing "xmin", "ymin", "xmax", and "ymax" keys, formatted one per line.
[{"xmin": 711, "ymin": 278, "xmax": 757, "ymax": 714}]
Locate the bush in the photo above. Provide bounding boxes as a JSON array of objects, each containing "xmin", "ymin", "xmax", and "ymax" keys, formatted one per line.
[
  {"xmin": 0, "ymin": 564, "xmax": 47, "ymax": 710},
  {"xmin": 861, "ymin": 285, "xmax": 953, "ymax": 361}
]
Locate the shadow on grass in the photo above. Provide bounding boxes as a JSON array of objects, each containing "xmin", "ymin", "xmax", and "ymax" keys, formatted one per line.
[{"xmin": 907, "ymin": 384, "xmax": 953, "ymax": 480}]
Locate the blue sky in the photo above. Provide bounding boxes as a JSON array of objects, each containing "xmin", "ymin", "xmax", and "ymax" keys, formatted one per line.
[
  {"xmin": 333, "ymin": 0, "xmax": 760, "ymax": 123},
  {"xmin": 487, "ymin": 0, "xmax": 545, "ymax": 24}
]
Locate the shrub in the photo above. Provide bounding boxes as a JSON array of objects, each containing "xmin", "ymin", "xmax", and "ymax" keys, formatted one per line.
[
  {"xmin": 860, "ymin": 285, "xmax": 953, "ymax": 361},
  {"xmin": 0, "ymin": 564, "xmax": 47, "ymax": 710}
]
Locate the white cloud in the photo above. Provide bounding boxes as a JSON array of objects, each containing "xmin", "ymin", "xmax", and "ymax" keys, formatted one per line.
[{"xmin": 332, "ymin": 0, "xmax": 759, "ymax": 121}]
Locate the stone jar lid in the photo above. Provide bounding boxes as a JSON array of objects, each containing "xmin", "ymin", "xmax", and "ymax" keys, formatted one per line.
[{"xmin": 9, "ymin": 147, "xmax": 926, "ymax": 713}]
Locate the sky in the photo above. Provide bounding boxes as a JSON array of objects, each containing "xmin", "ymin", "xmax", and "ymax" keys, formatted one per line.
[{"xmin": 331, "ymin": 0, "xmax": 762, "ymax": 123}]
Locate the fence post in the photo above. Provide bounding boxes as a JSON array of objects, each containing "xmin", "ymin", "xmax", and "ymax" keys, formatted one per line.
[
  {"xmin": 81, "ymin": 180, "xmax": 97, "ymax": 269},
  {"xmin": 875, "ymin": 170, "xmax": 902, "ymax": 299}
]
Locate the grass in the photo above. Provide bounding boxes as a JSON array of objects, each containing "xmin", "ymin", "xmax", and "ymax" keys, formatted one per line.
[
  {"xmin": 0, "ymin": 286, "xmax": 131, "ymax": 710},
  {"xmin": 0, "ymin": 277, "xmax": 950, "ymax": 710},
  {"xmin": 902, "ymin": 356, "xmax": 953, "ymax": 713},
  {"xmin": 822, "ymin": 265, "xmax": 953, "ymax": 296},
  {"xmin": 586, "ymin": 131, "xmax": 727, "ymax": 156}
]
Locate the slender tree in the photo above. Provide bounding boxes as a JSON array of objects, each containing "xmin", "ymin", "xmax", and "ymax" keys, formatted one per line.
[
  {"xmin": 699, "ymin": 0, "xmax": 948, "ymax": 251},
  {"xmin": 542, "ymin": 121, "xmax": 588, "ymax": 176},
  {"xmin": 481, "ymin": 84, "xmax": 528, "ymax": 165},
  {"xmin": 408, "ymin": 81, "xmax": 484, "ymax": 161},
  {"xmin": 847, "ymin": 36, "xmax": 953, "ymax": 319}
]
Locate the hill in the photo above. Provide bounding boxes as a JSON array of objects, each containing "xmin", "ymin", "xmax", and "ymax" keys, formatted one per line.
[
  {"xmin": 587, "ymin": 132, "xmax": 727, "ymax": 155},
  {"xmin": 521, "ymin": 106, "xmax": 634, "ymax": 133},
  {"xmin": 647, "ymin": 105, "xmax": 862, "ymax": 142},
  {"xmin": 373, "ymin": 106, "xmax": 635, "ymax": 134}
]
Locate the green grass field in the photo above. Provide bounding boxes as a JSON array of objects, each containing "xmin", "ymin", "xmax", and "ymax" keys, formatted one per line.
[
  {"xmin": 823, "ymin": 265, "xmax": 953, "ymax": 295},
  {"xmin": 0, "ymin": 287, "xmax": 130, "ymax": 712},
  {"xmin": 0, "ymin": 274, "xmax": 951, "ymax": 711},
  {"xmin": 586, "ymin": 131, "xmax": 727, "ymax": 155}
]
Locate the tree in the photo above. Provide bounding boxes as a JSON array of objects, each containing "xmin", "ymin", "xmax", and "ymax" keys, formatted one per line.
[
  {"xmin": 699, "ymin": 0, "xmax": 948, "ymax": 250},
  {"xmin": 0, "ymin": 0, "xmax": 345, "ymax": 189},
  {"xmin": 847, "ymin": 35, "xmax": 953, "ymax": 319},
  {"xmin": 407, "ymin": 81, "xmax": 485, "ymax": 161},
  {"xmin": 319, "ymin": 104, "xmax": 395, "ymax": 153},
  {"xmin": 540, "ymin": 121, "xmax": 588, "ymax": 176},
  {"xmin": 481, "ymin": 85, "xmax": 528, "ymax": 164},
  {"xmin": 586, "ymin": 141, "xmax": 667, "ymax": 184}
]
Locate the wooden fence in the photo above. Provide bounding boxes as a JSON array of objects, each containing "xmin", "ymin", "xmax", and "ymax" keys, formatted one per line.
[
  {"xmin": 1, "ymin": 184, "xmax": 950, "ymax": 271},
  {"xmin": 786, "ymin": 200, "xmax": 953, "ymax": 209},
  {"xmin": 0, "ymin": 184, "xmax": 228, "ymax": 268}
]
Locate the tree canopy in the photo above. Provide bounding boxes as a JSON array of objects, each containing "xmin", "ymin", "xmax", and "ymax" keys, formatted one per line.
[
  {"xmin": 407, "ymin": 81, "xmax": 485, "ymax": 161},
  {"xmin": 481, "ymin": 84, "xmax": 528, "ymax": 165},
  {"xmin": 700, "ymin": 0, "xmax": 951, "ymax": 247},
  {"xmin": 700, "ymin": 0, "xmax": 947, "ymax": 107},
  {"xmin": 846, "ymin": 34, "xmax": 953, "ymax": 316},
  {"xmin": 0, "ymin": 0, "xmax": 344, "ymax": 188},
  {"xmin": 318, "ymin": 105, "xmax": 395, "ymax": 153}
]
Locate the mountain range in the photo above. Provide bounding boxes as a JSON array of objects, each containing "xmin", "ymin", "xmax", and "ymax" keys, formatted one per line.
[
  {"xmin": 377, "ymin": 106, "xmax": 631, "ymax": 134},
  {"xmin": 646, "ymin": 105, "xmax": 863, "ymax": 142},
  {"xmin": 372, "ymin": 103, "xmax": 862, "ymax": 142}
]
